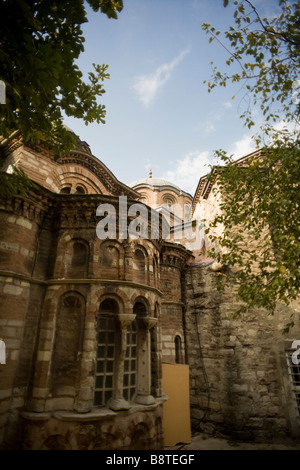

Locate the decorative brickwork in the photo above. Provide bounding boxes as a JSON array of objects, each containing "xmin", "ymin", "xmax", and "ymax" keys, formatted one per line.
[{"xmin": 0, "ymin": 137, "xmax": 299, "ymax": 449}]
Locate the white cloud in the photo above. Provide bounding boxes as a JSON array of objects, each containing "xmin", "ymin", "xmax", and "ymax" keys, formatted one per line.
[
  {"xmin": 223, "ymin": 101, "xmax": 233, "ymax": 108},
  {"xmin": 204, "ymin": 122, "xmax": 216, "ymax": 134},
  {"xmin": 162, "ymin": 151, "xmax": 213, "ymax": 194},
  {"xmin": 133, "ymin": 49, "xmax": 189, "ymax": 107},
  {"xmin": 228, "ymin": 135, "xmax": 256, "ymax": 159},
  {"xmin": 273, "ymin": 119, "xmax": 300, "ymax": 134}
]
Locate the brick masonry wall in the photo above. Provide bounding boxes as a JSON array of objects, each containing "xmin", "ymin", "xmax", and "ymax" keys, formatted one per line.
[
  {"xmin": 0, "ymin": 188, "xmax": 167, "ymax": 449},
  {"xmin": 160, "ymin": 303, "xmax": 185, "ymax": 364},
  {"xmin": 184, "ymin": 263, "xmax": 300, "ymax": 442}
]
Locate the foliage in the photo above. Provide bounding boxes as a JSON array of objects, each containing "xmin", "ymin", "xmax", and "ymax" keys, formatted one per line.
[
  {"xmin": 202, "ymin": 1, "xmax": 300, "ymax": 323},
  {"xmin": 0, "ymin": 165, "xmax": 38, "ymax": 200},
  {"xmin": 0, "ymin": 0, "xmax": 123, "ymax": 156},
  {"xmin": 203, "ymin": 0, "xmax": 300, "ymax": 128},
  {"xmin": 207, "ymin": 131, "xmax": 300, "ymax": 322}
]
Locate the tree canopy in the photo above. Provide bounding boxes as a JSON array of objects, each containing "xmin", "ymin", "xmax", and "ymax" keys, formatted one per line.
[
  {"xmin": 0, "ymin": 0, "xmax": 123, "ymax": 155},
  {"xmin": 203, "ymin": 0, "xmax": 300, "ymax": 129},
  {"xmin": 202, "ymin": 0, "xmax": 300, "ymax": 328}
]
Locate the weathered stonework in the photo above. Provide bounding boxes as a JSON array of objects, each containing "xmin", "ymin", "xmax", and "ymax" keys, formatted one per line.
[
  {"xmin": 0, "ymin": 135, "xmax": 299, "ymax": 449},
  {"xmin": 184, "ymin": 264, "xmax": 300, "ymax": 442}
]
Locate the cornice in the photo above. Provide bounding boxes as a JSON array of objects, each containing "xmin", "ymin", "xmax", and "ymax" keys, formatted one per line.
[
  {"xmin": 161, "ymin": 241, "xmax": 194, "ymax": 267},
  {"xmin": 191, "ymin": 148, "xmax": 263, "ymax": 213},
  {"xmin": 0, "ymin": 270, "xmax": 163, "ymax": 297},
  {"xmin": 0, "ymin": 131, "xmax": 23, "ymax": 156},
  {"xmin": 57, "ymin": 150, "xmax": 139, "ymax": 199}
]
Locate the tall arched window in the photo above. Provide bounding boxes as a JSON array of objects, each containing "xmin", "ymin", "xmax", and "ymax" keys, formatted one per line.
[
  {"xmin": 175, "ymin": 335, "xmax": 183, "ymax": 364},
  {"xmin": 94, "ymin": 297, "xmax": 156, "ymax": 409},
  {"xmin": 133, "ymin": 248, "xmax": 146, "ymax": 284},
  {"xmin": 153, "ymin": 255, "xmax": 158, "ymax": 287},
  {"xmin": 123, "ymin": 321, "xmax": 137, "ymax": 402},
  {"xmin": 99, "ymin": 243, "xmax": 120, "ymax": 279},
  {"xmin": 67, "ymin": 240, "xmax": 89, "ymax": 278},
  {"xmin": 94, "ymin": 299, "xmax": 119, "ymax": 407}
]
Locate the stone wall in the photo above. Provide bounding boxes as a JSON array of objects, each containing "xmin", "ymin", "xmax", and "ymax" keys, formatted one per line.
[
  {"xmin": 18, "ymin": 402, "xmax": 164, "ymax": 450},
  {"xmin": 184, "ymin": 263, "xmax": 300, "ymax": 442},
  {"xmin": 159, "ymin": 243, "xmax": 192, "ymax": 365},
  {"xmin": 0, "ymin": 187, "xmax": 166, "ymax": 449}
]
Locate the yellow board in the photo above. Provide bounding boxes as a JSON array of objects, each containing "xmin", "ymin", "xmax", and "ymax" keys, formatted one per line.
[{"xmin": 162, "ymin": 363, "xmax": 192, "ymax": 447}]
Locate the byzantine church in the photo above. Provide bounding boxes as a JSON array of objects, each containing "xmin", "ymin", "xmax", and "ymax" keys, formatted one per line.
[{"xmin": 0, "ymin": 129, "xmax": 299, "ymax": 450}]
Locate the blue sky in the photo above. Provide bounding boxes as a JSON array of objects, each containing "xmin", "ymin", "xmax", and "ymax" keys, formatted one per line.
[{"xmin": 63, "ymin": 0, "xmax": 281, "ymax": 195}]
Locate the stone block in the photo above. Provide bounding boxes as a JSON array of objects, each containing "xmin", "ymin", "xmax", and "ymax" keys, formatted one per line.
[
  {"xmin": 231, "ymin": 383, "xmax": 248, "ymax": 393},
  {"xmin": 3, "ymin": 285, "xmax": 23, "ymax": 296}
]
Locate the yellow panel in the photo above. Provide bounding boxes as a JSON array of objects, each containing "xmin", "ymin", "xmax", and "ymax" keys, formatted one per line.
[{"xmin": 162, "ymin": 363, "xmax": 191, "ymax": 447}]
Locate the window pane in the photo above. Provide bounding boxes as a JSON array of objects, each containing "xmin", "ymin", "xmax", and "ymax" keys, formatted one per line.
[
  {"xmin": 108, "ymin": 332, "xmax": 115, "ymax": 343},
  {"xmin": 106, "ymin": 375, "xmax": 113, "ymax": 388},
  {"xmin": 286, "ymin": 351, "xmax": 300, "ymax": 416},
  {"xmin": 96, "ymin": 376, "xmax": 103, "ymax": 388},
  {"xmin": 94, "ymin": 315, "xmax": 116, "ymax": 407},
  {"xmin": 97, "ymin": 346, "xmax": 105, "ymax": 357},
  {"xmin": 123, "ymin": 321, "xmax": 137, "ymax": 402},
  {"xmin": 98, "ymin": 331, "xmax": 106, "ymax": 343},
  {"xmin": 94, "ymin": 391, "xmax": 102, "ymax": 406}
]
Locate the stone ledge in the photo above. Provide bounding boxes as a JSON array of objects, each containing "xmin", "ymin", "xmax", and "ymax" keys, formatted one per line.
[
  {"xmin": 0, "ymin": 270, "xmax": 163, "ymax": 295},
  {"xmin": 21, "ymin": 411, "xmax": 50, "ymax": 421},
  {"xmin": 53, "ymin": 409, "xmax": 116, "ymax": 421},
  {"xmin": 20, "ymin": 398, "xmax": 167, "ymax": 423}
]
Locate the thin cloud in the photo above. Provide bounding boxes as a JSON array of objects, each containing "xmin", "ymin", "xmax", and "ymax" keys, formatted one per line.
[
  {"xmin": 162, "ymin": 151, "xmax": 212, "ymax": 194},
  {"xmin": 204, "ymin": 122, "xmax": 216, "ymax": 134},
  {"xmin": 133, "ymin": 49, "xmax": 189, "ymax": 107},
  {"xmin": 228, "ymin": 135, "xmax": 256, "ymax": 159},
  {"xmin": 161, "ymin": 137, "xmax": 257, "ymax": 194}
]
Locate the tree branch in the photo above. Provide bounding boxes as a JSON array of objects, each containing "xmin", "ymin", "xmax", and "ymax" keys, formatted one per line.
[{"xmin": 245, "ymin": 0, "xmax": 299, "ymax": 47}]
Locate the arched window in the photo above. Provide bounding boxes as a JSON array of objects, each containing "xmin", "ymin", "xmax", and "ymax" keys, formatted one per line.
[
  {"xmin": 153, "ymin": 255, "xmax": 158, "ymax": 287},
  {"xmin": 0, "ymin": 340, "xmax": 6, "ymax": 364},
  {"xmin": 175, "ymin": 335, "xmax": 183, "ymax": 364},
  {"xmin": 75, "ymin": 184, "xmax": 87, "ymax": 194},
  {"xmin": 94, "ymin": 299, "xmax": 119, "ymax": 407},
  {"xmin": 133, "ymin": 248, "xmax": 146, "ymax": 284},
  {"xmin": 123, "ymin": 321, "xmax": 137, "ymax": 402},
  {"xmin": 164, "ymin": 198, "xmax": 173, "ymax": 209},
  {"xmin": 99, "ymin": 243, "xmax": 120, "ymax": 279},
  {"xmin": 67, "ymin": 240, "xmax": 89, "ymax": 278},
  {"xmin": 94, "ymin": 296, "xmax": 156, "ymax": 409},
  {"xmin": 60, "ymin": 186, "xmax": 71, "ymax": 194},
  {"xmin": 163, "ymin": 194, "xmax": 176, "ymax": 211}
]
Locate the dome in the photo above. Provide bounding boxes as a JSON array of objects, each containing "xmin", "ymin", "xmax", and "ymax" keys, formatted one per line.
[
  {"xmin": 129, "ymin": 177, "xmax": 182, "ymax": 192},
  {"xmin": 129, "ymin": 173, "xmax": 192, "ymax": 199}
]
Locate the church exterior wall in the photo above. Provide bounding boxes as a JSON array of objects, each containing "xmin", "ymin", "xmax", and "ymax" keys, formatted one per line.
[
  {"xmin": 1, "ymin": 138, "xmax": 299, "ymax": 448},
  {"xmin": 0, "ymin": 179, "xmax": 192, "ymax": 450},
  {"xmin": 20, "ymin": 403, "xmax": 164, "ymax": 450},
  {"xmin": 184, "ymin": 264, "xmax": 300, "ymax": 442}
]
